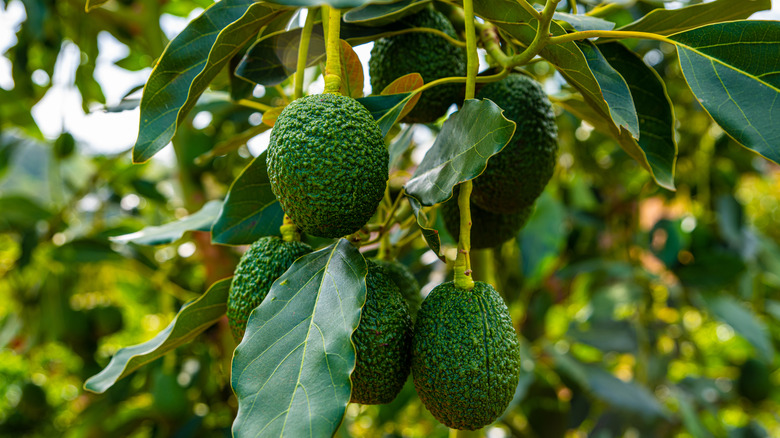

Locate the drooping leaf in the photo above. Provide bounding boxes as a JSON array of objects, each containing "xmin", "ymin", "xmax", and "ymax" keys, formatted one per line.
[
  {"xmin": 701, "ymin": 293, "xmax": 774, "ymax": 363},
  {"xmin": 408, "ymin": 196, "xmax": 443, "ymax": 258},
  {"xmin": 357, "ymin": 92, "xmax": 414, "ymax": 136},
  {"xmin": 381, "ymin": 72, "xmax": 423, "ymax": 120},
  {"xmin": 339, "ymin": 40, "xmax": 364, "ymax": 98},
  {"xmin": 599, "ymin": 41, "xmax": 678, "ymax": 190},
  {"xmin": 388, "ymin": 125, "xmax": 414, "ymax": 168},
  {"xmin": 618, "ymin": 0, "xmax": 771, "ymax": 35},
  {"xmin": 236, "ymin": 25, "xmax": 326, "ymax": 87},
  {"xmin": 110, "ymin": 200, "xmax": 222, "ymax": 246},
  {"xmin": 343, "ymin": 0, "xmax": 430, "ymax": 25},
  {"xmin": 262, "ymin": 0, "xmax": 383, "ymax": 10},
  {"xmin": 669, "ymin": 21, "xmax": 780, "ymax": 163},
  {"xmin": 132, "ymin": 0, "xmax": 286, "ymax": 163},
  {"xmin": 231, "ymin": 239, "xmax": 366, "ymax": 438},
  {"xmin": 577, "ymin": 41, "xmax": 639, "ymax": 139},
  {"xmin": 84, "ymin": 0, "xmax": 109, "ymax": 12},
  {"xmin": 211, "ymin": 152, "xmax": 284, "ymax": 245},
  {"xmin": 405, "ymin": 99, "xmax": 516, "ymax": 206},
  {"xmin": 553, "ymin": 12, "xmax": 615, "ymax": 32},
  {"xmin": 84, "ymin": 278, "xmax": 231, "ymax": 394}
]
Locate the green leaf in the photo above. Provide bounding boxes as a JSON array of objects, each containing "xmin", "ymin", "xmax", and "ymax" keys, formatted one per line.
[
  {"xmin": 211, "ymin": 153, "xmax": 284, "ymax": 245},
  {"xmin": 231, "ymin": 239, "xmax": 366, "ymax": 438},
  {"xmin": 110, "ymin": 200, "xmax": 222, "ymax": 245},
  {"xmin": 0, "ymin": 196, "xmax": 52, "ymax": 231},
  {"xmin": 577, "ymin": 41, "xmax": 639, "ymax": 139},
  {"xmin": 344, "ymin": 0, "xmax": 430, "ymax": 25},
  {"xmin": 553, "ymin": 12, "xmax": 615, "ymax": 32},
  {"xmin": 669, "ymin": 21, "xmax": 780, "ymax": 164},
  {"xmin": 701, "ymin": 293, "xmax": 774, "ymax": 363},
  {"xmin": 132, "ymin": 0, "xmax": 286, "ymax": 163},
  {"xmin": 388, "ymin": 125, "xmax": 414, "ymax": 168},
  {"xmin": 236, "ymin": 25, "xmax": 326, "ymax": 87},
  {"xmin": 84, "ymin": 0, "xmax": 109, "ymax": 12},
  {"xmin": 84, "ymin": 278, "xmax": 231, "ymax": 394},
  {"xmin": 599, "ymin": 41, "xmax": 678, "ymax": 190},
  {"xmin": 518, "ymin": 192, "xmax": 567, "ymax": 285},
  {"xmin": 618, "ymin": 0, "xmax": 771, "ymax": 35},
  {"xmin": 357, "ymin": 92, "xmax": 415, "ymax": 136},
  {"xmin": 408, "ymin": 196, "xmax": 443, "ymax": 258},
  {"xmin": 405, "ymin": 99, "xmax": 515, "ymax": 206},
  {"xmin": 262, "ymin": 0, "xmax": 381, "ymax": 10}
]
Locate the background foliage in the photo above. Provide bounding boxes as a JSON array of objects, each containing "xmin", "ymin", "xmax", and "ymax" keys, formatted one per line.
[{"xmin": 1, "ymin": 0, "xmax": 779, "ymax": 437}]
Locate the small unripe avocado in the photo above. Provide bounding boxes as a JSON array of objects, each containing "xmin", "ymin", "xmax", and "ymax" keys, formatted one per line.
[
  {"xmin": 373, "ymin": 259, "xmax": 422, "ymax": 318},
  {"xmin": 441, "ymin": 188, "xmax": 533, "ymax": 249},
  {"xmin": 267, "ymin": 94, "xmax": 388, "ymax": 238},
  {"xmin": 472, "ymin": 74, "xmax": 558, "ymax": 213},
  {"xmin": 350, "ymin": 260, "xmax": 413, "ymax": 404},
  {"xmin": 227, "ymin": 236, "xmax": 312, "ymax": 342},
  {"xmin": 412, "ymin": 281, "xmax": 521, "ymax": 430},
  {"xmin": 369, "ymin": 8, "xmax": 466, "ymax": 123}
]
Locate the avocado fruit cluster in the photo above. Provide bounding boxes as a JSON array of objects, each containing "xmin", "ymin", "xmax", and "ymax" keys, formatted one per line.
[
  {"xmin": 227, "ymin": 236, "xmax": 312, "ymax": 342},
  {"xmin": 267, "ymin": 93, "xmax": 388, "ymax": 238},
  {"xmin": 350, "ymin": 260, "xmax": 413, "ymax": 404},
  {"xmin": 369, "ymin": 8, "xmax": 466, "ymax": 123},
  {"xmin": 412, "ymin": 281, "xmax": 521, "ymax": 430}
]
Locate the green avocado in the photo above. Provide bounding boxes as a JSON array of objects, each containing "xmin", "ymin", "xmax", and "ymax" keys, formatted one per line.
[
  {"xmin": 369, "ymin": 8, "xmax": 466, "ymax": 123},
  {"xmin": 373, "ymin": 259, "xmax": 422, "ymax": 318},
  {"xmin": 227, "ymin": 236, "xmax": 312, "ymax": 342},
  {"xmin": 737, "ymin": 358, "xmax": 771, "ymax": 403},
  {"xmin": 267, "ymin": 93, "xmax": 388, "ymax": 238},
  {"xmin": 412, "ymin": 281, "xmax": 521, "ymax": 430},
  {"xmin": 441, "ymin": 188, "xmax": 533, "ymax": 249},
  {"xmin": 350, "ymin": 260, "xmax": 413, "ymax": 405},
  {"xmin": 472, "ymin": 74, "xmax": 558, "ymax": 213}
]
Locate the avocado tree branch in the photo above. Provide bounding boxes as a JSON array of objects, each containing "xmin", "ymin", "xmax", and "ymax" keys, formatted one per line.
[
  {"xmin": 294, "ymin": 8, "xmax": 317, "ymax": 100},
  {"xmin": 515, "ymin": 0, "xmax": 542, "ymax": 20},
  {"xmin": 547, "ymin": 29, "xmax": 676, "ymax": 45},
  {"xmin": 236, "ymin": 99, "xmax": 273, "ymax": 112},
  {"xmin": 506, "ymin": 0, "xmax": 561, "ymax": 67},
  {"xmin": 373, "ymin": 27, "xmax": 467, "ymax": 48},
  {"xmin": 323, "ymin": 6, "xmax": 342, "ymax": 94}
]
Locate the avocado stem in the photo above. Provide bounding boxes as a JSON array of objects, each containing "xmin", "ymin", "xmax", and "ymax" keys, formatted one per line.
[
  {"xmin": 294, "ymin": 7, "xmax": 317, "ymax": 100},
  {"xmin": 280, "ymin": 214, "xmax": 301, "ymax": 242},
  {"xmin": 322, "ymin": 6, "xmax": 342, "ymax": 94},
  {"xmin": 454, "ymin": 181, "xmax": 475, "ymax": 290}
]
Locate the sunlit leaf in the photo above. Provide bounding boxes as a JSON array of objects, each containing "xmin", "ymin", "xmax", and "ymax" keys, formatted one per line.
[
  {"xmin": 344, "ymin": 0, "xmax": 430, "ymax": 25},
  {"xmin": 339, "ymin": 40, "xmax": 364, "ymax": 98},
  {"xmin": 231, "ymin": 239, "xmax": 366, "ymax": 438},
  {"xmin": 701, "ymin": 293, "xmax": 775, "ymax": 363},
  {"xmin": 110, "ymin": 200, "xmax": 222, "ymax": 245},
  {"xmin": 405, "ymin": 99, "xmax": 515, "ymax": 206},
  {"xmin": 84, "ymin": 278, "xmax": 231, "ymax": 394},
  {"xmin": 84, "ymin": 0, "xmax": 109, "ymax": 12},
  {"xmin": 236, "ymin": 25, "xmax": 326, "ymax": 87},
  {"xmin": 133, "ymin": 0, "xmax": 286, "ymax": 163},
  {"xmin": 211, "ymin": 152, "xmax": 284, "ymax": 245},
  {"xmin": 670, "ymin": 21, "xmax": 780, "ymax": 164},
  {"xmin": 262, "ymin": 106, "xmax": 285, "ymax": 127},
  {"xmin": 618, "ymin": 0, "xmax": 771, "ymax": 35},
  {"xmin": 381, "ymin": 72, "xmax": 423, "ymax": 120},
  {"xmin": 553, "ymin": 12, "xmax": 615, "ymax": 32}
]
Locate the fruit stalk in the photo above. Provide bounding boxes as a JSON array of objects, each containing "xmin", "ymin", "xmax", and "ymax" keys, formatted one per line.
[
  {"xmin": 280, "ymin": 214, "xmax": 300, "ymax": 242},
  {"xmin": 294, "ymin": 7, "xmax": 317, "ymax": 100},
  {"xmin": 322, "ymin": 6, "xmax": 342, "ymax": 94}
]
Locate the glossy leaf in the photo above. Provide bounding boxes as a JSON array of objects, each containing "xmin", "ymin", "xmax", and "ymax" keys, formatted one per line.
[
  {"xmin": 670, "ymin": 21, "xmax": 780, "ymax": 163},
  {"xmin": 388, "ymin": 125, "xmax": 414, "ymax": 168},
  {"xmin": 211, "ymin": 153, "xmax": 284, "ymax": 245},
  {"xmin": 236, "ymin": 25, "xmax": 326, "ymax": 87},
  {"xmin": 133, "ymin": 0, "xmax": 285, "ymax": 163},
  {"xmin": 262, "ymin": 0, "xmax": 382, "ymax": 10},
  {"xmin": 577, "ymin": 41, "xmax": 639, "ymax": 139},
  {"xmin": 357, "ymin": 92, "xmax": 415, "ymax": 136},
  {"xmin": 231, "ymin": 239, "xmax": 366, "ymax": 438},
  {"xmin": 405, "ymin": 99, "xmax": 516, "ymax": 206},
  {"xmin": 339, "ymin": 40, "xmax": 364, "ymax": 98},
  {"xmin": 619, "ymin": 0, "xmax": 771, "ymax": 35},
  {"xmin": 343, "ymin": 0, "xmax": 430, "ymax": 25},
  {"xmin": 84, "ymin": 278, "xmax": 231, "ymax": 393},
  {"xmin": 408, "ymin": 196, "xmax": 443, "ymax": 258},
  {"xmin": 701, "ymin": 293, "xmax": 774, "ymax": 363},
  {"xmin": 381, "ymin": 72, "xmax": 423, "ymax": 120},
  {"xmin": 600, "ymin": 41, "xmax": 678, "ymax": 190},
  {"xmin": 553, "ymin": 12, "xmax": 615, "ymax": 32},
  {"xmin": 110, "ymin": 200, "xmax": 222, "ymax": 246}
]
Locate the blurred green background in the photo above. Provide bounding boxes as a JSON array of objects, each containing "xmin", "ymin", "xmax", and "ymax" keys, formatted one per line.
[{"xmin": 1, "ymin": 0, "xmax": 779, "ymax": 436}]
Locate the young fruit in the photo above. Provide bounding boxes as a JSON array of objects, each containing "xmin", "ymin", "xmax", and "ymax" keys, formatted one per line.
[
  {"xmin": 373, "ymin": 259, "xmax": 422, "ymax": 318},
  {"xmin": 472, "ymin": 73, "xmax": 558, "ymax": 214},
  {"xmin": 369, "ymin": 8, "xmax": 466, "ymax": 123},
  {"xmin": 412, "ymin": 281, "xmax": 521, "ymax": 430},
  {"xmin": 350, "ymin": 260, "xmax": 413, "ymax": 404},
  {"xmin": 267, "ymin": 94, "xmax": 388, "ymax": 238},
  {"xmin": 227, "ymin": 236, "xmax": 312, "ymax": 342}
]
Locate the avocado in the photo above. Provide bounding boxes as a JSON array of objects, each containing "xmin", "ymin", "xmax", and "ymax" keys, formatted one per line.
[
  {"xmin": 472, "ymin": 74, "xmax": 558, "ymax": 214},
  {"xmin": 267, "ymin": 93, "xmax": 388, "ymax": 238},
  {"xmin": 350, "ymin": 260, "xmax": 413, "ymax": 404},
  {"xmin": 369, "ymin": 8, "xmax": 466, "ymax": 123},
  {"xmin": 412, "ymin": 281, "xmax": 521, "ymax": 430},
  {"xmin": 737, "ymin": 358, "xmax": 771, "ymax": 403},
  {"xmin": 441, "ymin": 188, "xmax": 533, "ymax": 249},
  {"xmin": 227, "ymin": 236, "xmax": 312, "ymax": 342},
  {"xmin": 373, "ymin": 259, "xmax": 422, "ymax": 318}
]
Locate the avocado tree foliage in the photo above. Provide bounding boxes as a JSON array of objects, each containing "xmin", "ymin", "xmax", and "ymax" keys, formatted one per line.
[{"xmin": 2, "ymin": 0, "xmax": 780, "ymax": 435}]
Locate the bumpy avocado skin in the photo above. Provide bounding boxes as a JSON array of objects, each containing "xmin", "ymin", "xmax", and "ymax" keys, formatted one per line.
[
  {"xmin": 351, "ymin": 260, "xmax": 413, "ymax": 404},
  {"xmin": 227, "ymin": 236, "xmax": 312, "ymax": 342},
  {"xmin": 373, "ymin": 259, "xmax": 422, "ymax": 318},
  {"xmin": 412, "ymin": 281, "xmax": 521, "ymax": 430},
  {"xmin": 441, "ymin": 189, "xmax": 533, "ymax": 249},
  {"xmin": 369, "ymin": 8, "xmax": 466, "ymax": 123},
  {"xmin": 267, "ymin": 94, "xmax": 388, "ymax": 238},
  {"xmin": 473, "ymin": 74, "xmax": 558, "ymax": 213}
]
